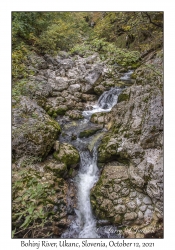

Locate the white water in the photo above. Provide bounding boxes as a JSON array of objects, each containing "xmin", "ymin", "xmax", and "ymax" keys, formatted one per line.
[
  {"xmin": 83, "ymin": 87, "xmax": 122, "ymax": 119},
  {"xmin": 76, "ymin": 148, "xmax": 99, "ymax": 238},
  {"xmin": 120, "ymin": 70, "xmax": 133, "ymax": 81},
  {"xmin": 61, "ymin": 86, "xmax": 123, "ymax": 238}
]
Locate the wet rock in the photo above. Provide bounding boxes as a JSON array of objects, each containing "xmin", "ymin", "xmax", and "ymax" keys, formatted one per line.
[
  {"xmin": 81, "ymin": 94, "xmax": 97, "ymax": 102},
  {"xmin": 79, "ymin": 125, "xmax": 103, "ymax": 138}
]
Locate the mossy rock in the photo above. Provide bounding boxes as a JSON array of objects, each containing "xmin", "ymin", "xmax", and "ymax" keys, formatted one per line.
[
  {"xmin": 12, "ymin": 96, "xmax": 61, "ymax": 160},
  {"xmin": 44, "ymin": 162, "xmax": 67, "ymax": 177},
  {"xmin": 131, "ymin": 73, "xmax": 137, "ymax": 79},
  {"xmin": 53, "ymin": 143, "xmax": 80, "ymax": 168},
  {"xmin": 65, "ymin": 110, "xmax": 84, "ymax": 120},
  {"xmin": 88, "ymin": 132, "xmax": 105, "ymax": 152},
  {"xmin": 56, "ymin": 105, "xmax": 68, "ymax": 115},
  {"xmin": 118, "ymin": 93, "xmax": 130, "ymax": 103},
  {"xmin": 79, "ymin": 126, "xmax": 102, "ymax": 138}
]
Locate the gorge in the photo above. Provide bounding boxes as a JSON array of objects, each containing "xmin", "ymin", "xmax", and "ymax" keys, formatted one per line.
[
  {"xmin": 12, "ymin": 12, "xmax": 163, "ymax": 239},
  {"xmin": 13, "ymin": 48, "xmax": 163, "ymax": 238}
]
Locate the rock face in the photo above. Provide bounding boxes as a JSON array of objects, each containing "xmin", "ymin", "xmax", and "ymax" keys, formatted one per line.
[
  {"xmin": 91, "ymin": 162, "xmax": 161, "ymax": 235},
  {"xmin": 91, "ymin": 51, "xmax": 163, "ymax": 238}
]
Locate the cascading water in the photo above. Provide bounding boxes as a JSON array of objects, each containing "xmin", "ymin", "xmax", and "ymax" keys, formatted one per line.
[
  {"xmin": 61, "ymin": 86, "xmax": 123, "ymax": 238},
  {"xmin": 82, "ymin": 87, "xmax": 122, "ymax": 118},
  {"xmin": 120, "ymin": 70, "xmax": 133, "ymax": 81}
]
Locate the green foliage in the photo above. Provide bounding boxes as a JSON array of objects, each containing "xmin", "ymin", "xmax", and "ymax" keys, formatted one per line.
[
  {"xmin": 12, "ymin": 168, "xmax": 56, "ymax": 233},
  {"xmin": 39, "ymin": 21, "xmax": 78, "ymax": 54},
  {"xmin": 12, "ymin": 44, "xmax": 31, "ymax": 81},
  {"xmin": 92, "ymin": 12, "xmax": 163, "ymax": 52},
  {"xmin": 38, "ymin": 13, "xmax": 89, "ymax": 54},
  {"xmin": 12, "ymin": 12, "xmax": 57, "ymax": 47},
  {"xmin": 70, "ymin": 42, "xmax": 91, "ymax": 56},
  {"xmin": 12, "ymin": 79, "xmax": 28, "ymax": 101},
  {"xmin": 90, "ymin": 38, "xmax": 141, "ymax": 67},
  {"xmin": 70, "ymin": 37, "xmax": 140, "ymax": 68}
]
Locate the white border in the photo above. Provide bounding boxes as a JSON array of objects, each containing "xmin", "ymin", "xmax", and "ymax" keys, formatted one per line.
[{"xmin": 0, "ymin": 1, "xmax": 175, "ymax": 249}]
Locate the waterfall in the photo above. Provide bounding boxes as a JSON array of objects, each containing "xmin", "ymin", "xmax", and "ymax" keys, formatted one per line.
[
  {"xmin": 61, "ymin": 86, "xmax": 124, "ymax": 238},
  {"xmin": 76, "ymin": 147, "xmax": 99, "ymax": 238},
  {"xmin": 120, "ymin": 70, "xmax": 133, "ymax": 81},
  {"xmin": 82, "ymin": 87, "xmax": 122, "ymax": 119}
]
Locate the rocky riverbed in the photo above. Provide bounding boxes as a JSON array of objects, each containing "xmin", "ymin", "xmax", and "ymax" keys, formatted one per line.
[{"xmin": 12, "ymin": 49, "xmax": 163, "ymax": 238}]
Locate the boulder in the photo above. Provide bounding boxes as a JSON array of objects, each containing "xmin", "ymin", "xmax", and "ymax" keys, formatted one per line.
[
  {"xmin": 85, "ymin": 53, "xmax": 99, "ymax": 64},
  {"xmin": 79, "ymin": 125, "xmax": 103, "ymax": 138},
  {"xmin": 60, "ymin": 59, "xmax": 75, "ymax": 70},
  {"xmin": 65, "ymin": 110, "xmax": 84, "ymax": 120},
  {"xmin": 53, "ymin": 143, "xmax": 80, "ymax": 168},
  {"xmin": 28, "ymin": 53, "xmax": 48, "ymax": 69},
  {"xmin": 69, "ymin": 84, "xmax": 81, "ymax": 93},
  {"xmin": 82, "ymin": 65, "xmax": 103, "ymax": 93},
  {"xmin": 12, "ymin": 96, "xmax": 61, "ymax": 159}
]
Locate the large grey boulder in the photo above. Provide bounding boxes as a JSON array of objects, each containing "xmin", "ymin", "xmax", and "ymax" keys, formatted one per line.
[{"xmin": 82, "ymin": 64, "xmax": 103, "ymax": 93}]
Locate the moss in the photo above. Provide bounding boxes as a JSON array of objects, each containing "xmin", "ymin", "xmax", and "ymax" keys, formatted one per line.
[
  {"xmin": 47, "ymin": 119, "xmax": 61, "ymax": 133},
  {"xmin": 118, "ymin": 93, "xmax": 130, "ymax": 103},
  {"xmin": 131, "ymin": 73, "xmax": 137, "ymax": 79},
  {"xmin": 79, "ymin": 127, "xmax": 102, "ymax": 138},
  {"xmin": 56, "ymin": 106, "xmax": 68, "ymax": 115},
  {"xmin": 52, "ymin": 112, "xmax": 57, "ymax": 118},
  {"xmin": 47, "ymin": 109, "xmax": 53, "ymax": 116},
  {"xmin": 53, "ymin": 143, "xmax": 80, "ymax": 168},
  {"xmin": 44, "ymin": 163, "xmax": 67, "ymax": 177},
  {"xmin": 133, "ymin": 129, "xmax": 141, "ymax": 136},
  {"xmin": 130, "ymin": 62, "xmax": 141, "ymax": 69},
  {"xmin": 143, "ymin": 96, "xmax": 149, "ymax": 103}
]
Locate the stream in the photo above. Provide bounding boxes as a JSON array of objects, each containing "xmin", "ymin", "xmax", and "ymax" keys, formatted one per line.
[{"xmin": 59, "ymin": 72, "xmax": 131, "ymax": 238}]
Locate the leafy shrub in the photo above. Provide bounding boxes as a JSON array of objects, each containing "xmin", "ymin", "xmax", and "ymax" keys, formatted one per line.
[
  {"xmin": 87, "ymin": 38, "xmax": 141, "ymax": 67},
  {"xmin": 12, "ymin": 168, "xmax": 56, "ymax": 237}
]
